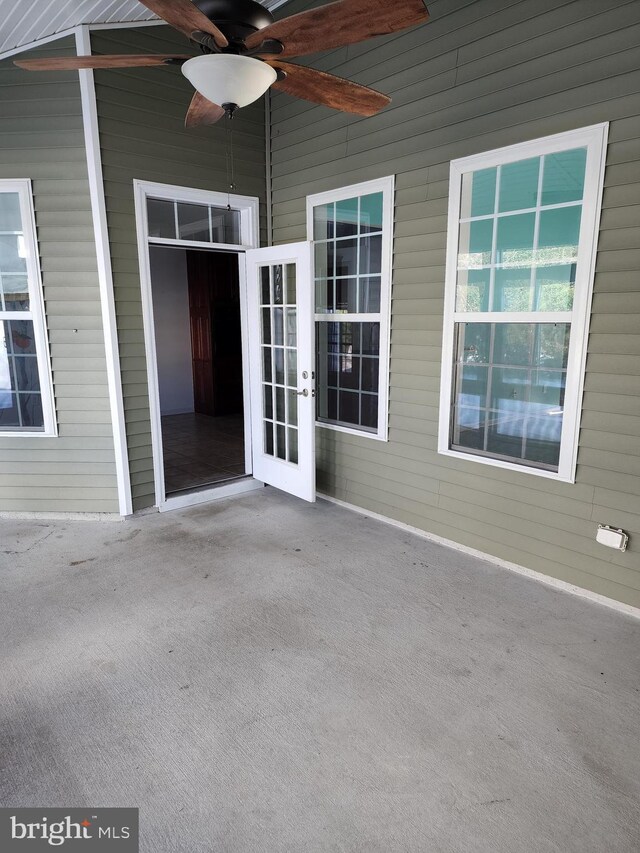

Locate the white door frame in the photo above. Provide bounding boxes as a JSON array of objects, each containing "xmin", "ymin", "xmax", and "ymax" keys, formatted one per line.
[{"xmin": 133, "ymin": 179, "xmax": 263, "ymax": 512}]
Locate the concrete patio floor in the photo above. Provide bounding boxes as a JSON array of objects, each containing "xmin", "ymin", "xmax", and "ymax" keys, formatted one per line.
[{"xmin": 1, "ymin": 489, "xmax": 639, "ymax": 852}]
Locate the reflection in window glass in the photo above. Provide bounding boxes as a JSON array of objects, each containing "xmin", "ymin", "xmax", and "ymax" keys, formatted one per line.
[
  {"xmin": 360, "ymin": 192, "xmax": 383, "ymax": 233},
  {"xmin": 147, "ymin": 198, "xmax": 176, "ymax": 239},
  {"xmin": 147, "ymin": 198, "xmax": 241, "ymax": 245},
  {"xmin": 541, "ymin": 148, "xmax": 587, "ymax": 206},
  {"xmin": 498, "ymin": 157, "xmax": 540, "ymax": 212},
  {"xmin": 451, "ymin": 323, "xmax": 568, "ymax": 469},
  {"xmin": 316, "ymin": 322, "xmax": 379, "ymax": 432},
  {"xmin": 445, "ymin": 127, "xmax": 606, "ymax": 477},
  {"xmin": 494, "ymin": 267, "xmax": 533, "ymax": 312},
  {"xmin": 0, "ymin": 320, "xmax": 44, "ymax": 429},
  {"xmin": 0, "ymin": 193, "xmax": 22, "ymax": 231},
  {"xmin": 455, "ymin": 147, "xmax": 587, "ymax": 315},
  {"xmin": 461, "ymin": 167, "xmax": 497, "ymax": 218},
  {"xmin": 336, "ymin": 197, "xmax": 359, "ymax": 237},
  {"xmin": 313, "ymin": 202, "xmax": 334, "ymax": 240},
  {"xmin": 313, "ymin": 186, "xmax": 388, "ymax": 435},
  {"xmin": 538, "ymin": 206, "xmax": 582, "ymax": 263},
  {"xmin": 0, "ymin": 185, "xmax": 49, "ymax": 433},
  {"xmin": 456, "ymin": 269, "xmax": 490, "ymax": 312},
  {"xmin": 458, "ymin": 219, "xmax": 493, "ymax": 269},
  {"xmin": 177, "ymin": 203, "xmax": 210, "ymax": 242},
  {"xmin": 496, "ymin": 213, "xmax": 536, "ymax": 265},
  {"xmin": 2, "ymin": 275, "xmax": 29, "ymax": 312},
  {"xmin": 211, "ymin": 208, "xmax": 240, "ymax": 244},
  {"xmin": 535, "ymin": 265, "xmax": 575, "ymax": 311}
]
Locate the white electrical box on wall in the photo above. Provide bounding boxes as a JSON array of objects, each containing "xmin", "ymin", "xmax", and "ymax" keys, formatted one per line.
[{"xmin": 596, "ymin": 525, "xmax": 629, "ymax": 552}]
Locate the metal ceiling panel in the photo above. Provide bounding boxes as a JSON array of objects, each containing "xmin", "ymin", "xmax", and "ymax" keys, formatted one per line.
[{"xmin": 0, "ymin": 0, "xmax": 287, "ymax": 57}]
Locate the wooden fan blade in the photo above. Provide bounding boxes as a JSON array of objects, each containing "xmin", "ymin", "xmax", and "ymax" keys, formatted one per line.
[
  {"xmin": 247, "ymin": 0, "xmax": 429, "ymax": 58},
  {"xmin": 14, "ymin": 54, "xmax": 191, "ymax": 71},
  {"xmin": 185, "ymin": 91, "xmax": 226, "ymax": 128},
  {"xmin": 269, "ymin": 61, "xmax": 390, "ymax": 116},
  {"xmin": 137, "ymin": 0, "xmax": 228, "ymax": 48}
]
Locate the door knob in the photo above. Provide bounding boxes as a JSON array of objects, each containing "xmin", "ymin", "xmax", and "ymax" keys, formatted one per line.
[{"xmin": 296, "ymin": 389, "xmax": 309, "ymax": 397}]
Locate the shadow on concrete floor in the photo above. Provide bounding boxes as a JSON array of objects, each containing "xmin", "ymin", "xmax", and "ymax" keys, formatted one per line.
[{"xmin": 1, "ymin": 490, "xmax": 639, "ymax": 852}]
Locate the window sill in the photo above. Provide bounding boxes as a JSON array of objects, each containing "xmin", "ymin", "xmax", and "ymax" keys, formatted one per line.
[
  {"xmin": 0, "ymin": 429, "xmax": 57, "ymax": 439},
  {"xmin": 437, "ymin": 447, "xmax": 575, "ymax": 483},
  {"xmin": 317, "ymin": 421, "xmax": 388, "ymax": 442}
]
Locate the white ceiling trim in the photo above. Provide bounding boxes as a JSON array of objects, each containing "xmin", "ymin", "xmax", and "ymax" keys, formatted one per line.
[{"xmin": 0, "ymin": 0, "xmax": 289, "ymax": 58}]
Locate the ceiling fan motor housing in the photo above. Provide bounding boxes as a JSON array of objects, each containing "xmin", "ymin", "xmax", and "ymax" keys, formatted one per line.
[{"xmin": 193, "ymin": 0, "xmax": 274, "ymax": 43}]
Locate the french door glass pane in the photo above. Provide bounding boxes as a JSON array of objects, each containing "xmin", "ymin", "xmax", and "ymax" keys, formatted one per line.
[
  {"xmin": 259, "ymin": 264, "xmax": 299, "ymax": 464},
  {"xmin": 285, "ymin": 263, "xmax": 296, "ymax": 304}
]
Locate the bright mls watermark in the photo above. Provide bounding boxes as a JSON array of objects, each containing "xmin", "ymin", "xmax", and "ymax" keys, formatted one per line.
[{"xmin": 0, "ymin": 809, "xmax": 138, "ymax": 851}]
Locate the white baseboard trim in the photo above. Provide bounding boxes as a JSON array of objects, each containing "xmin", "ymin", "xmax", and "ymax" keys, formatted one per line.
[
  {"xmin": 0, "ymin": 511, "xmax": 123, "ymax": 522},
  {"xmin": 318, "ymin": 492, "xmax": 640, "ymax": 621}
]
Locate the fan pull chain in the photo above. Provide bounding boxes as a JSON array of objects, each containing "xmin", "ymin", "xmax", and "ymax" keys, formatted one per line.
[{"xmin": 225, "ymin": 110, "xmax": 236, "ymax": 211}]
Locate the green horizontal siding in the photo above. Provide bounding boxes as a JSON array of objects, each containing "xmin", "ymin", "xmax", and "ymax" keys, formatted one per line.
[
  {"xmin": 91, "ymin": 25, "xmax": 267, "ymax": 511},
  {"xmin": 0, "ymin": 38, "xmax": 118, "ymax": 514},
  {"xmin": 270, "ymin": 0, "xmax": 640, "ymax": 607}
]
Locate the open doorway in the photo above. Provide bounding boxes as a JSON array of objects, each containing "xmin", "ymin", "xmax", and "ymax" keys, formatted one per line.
[{"xmin": 150, "ymin": 246, "xmax": 246, "ymax": 496}]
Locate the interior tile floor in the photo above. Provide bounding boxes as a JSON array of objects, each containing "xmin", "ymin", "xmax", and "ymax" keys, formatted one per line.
[{"xmin": 161, "ymin": 412, "xmax": 245, "ymax": 494}]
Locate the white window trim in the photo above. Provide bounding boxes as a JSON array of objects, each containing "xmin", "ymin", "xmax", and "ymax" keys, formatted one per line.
[
  {"xmin": 0, "ymin": 179, "xmax": 56, "ymax": 438},
  {"xmin": 306, "ymin": 175, "xmax": 394, "ymax": 442},
  {"xmin": 438, "ymin": 123, "xmax": 609, "ymax": 483}
]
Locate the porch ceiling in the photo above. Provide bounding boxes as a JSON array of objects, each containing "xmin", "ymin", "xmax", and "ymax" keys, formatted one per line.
[{"xmin": 0, "ymin": 0, "xmax": 287, "ymax": 57}]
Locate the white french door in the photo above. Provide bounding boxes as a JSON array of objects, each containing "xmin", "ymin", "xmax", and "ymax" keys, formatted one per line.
[{"xmin": 246, "ymin": 242, "xmax": 316, "ymax": 502}]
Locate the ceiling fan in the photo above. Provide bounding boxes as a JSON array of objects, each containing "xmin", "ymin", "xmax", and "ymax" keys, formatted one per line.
[{"xmin": 14, "ymin": 0, "xmax": 430, "ymax": 127}]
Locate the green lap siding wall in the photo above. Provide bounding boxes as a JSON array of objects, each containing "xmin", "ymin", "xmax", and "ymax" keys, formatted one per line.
[
  {"xmin": 269, "ymin": 0, "xmax": 640, "ymax": 607},
  {"xmin": 91, "ymin": 25, "xmax": 267, "ymax": 511},
  {"xmin": 0, "ymin": 39, "xmax": 119, "ymax": 513}
]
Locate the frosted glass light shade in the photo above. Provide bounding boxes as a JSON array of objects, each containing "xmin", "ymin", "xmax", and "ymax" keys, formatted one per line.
[{"xmin": 181, "ymin": 54, "xmax": 277, "ymax": 108}]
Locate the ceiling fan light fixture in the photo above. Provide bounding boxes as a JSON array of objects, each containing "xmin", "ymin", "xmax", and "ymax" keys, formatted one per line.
[{"xmin": 181, "ymin": 54, "xmax": 277, "ymax": 109}]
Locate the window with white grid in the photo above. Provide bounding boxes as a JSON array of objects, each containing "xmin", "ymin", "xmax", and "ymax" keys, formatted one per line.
[
  {"xmin": 0, "ymin": 180, "xmax": 55, "ymax": 436},
  {"xmin": 307, "ymin": 177, "xmax": 394, "ymax": 441},
  {"xmin": 439, "ymin": 125, "xmax": 608, "ymax": 481}
]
